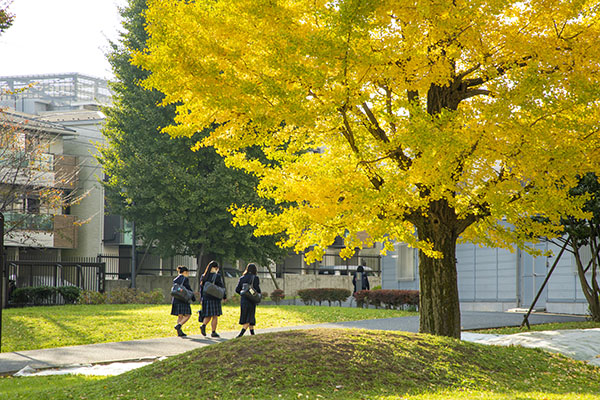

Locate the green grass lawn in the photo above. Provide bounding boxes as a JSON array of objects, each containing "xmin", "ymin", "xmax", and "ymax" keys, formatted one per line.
[
  {"xmin": 1, "ymin": 328, "xmax": 598, "ymax": 400},
  {"xmin": 1, "ymin": 304, "xmax": 414, "ymax": 352}
]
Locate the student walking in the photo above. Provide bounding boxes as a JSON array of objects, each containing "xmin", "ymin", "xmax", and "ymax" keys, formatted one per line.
[
  {"xmin": 352, "ymin": 264, "xmax": 370, "ymax": 294},
  {"xmin": 235, "ymin": 263, "xmax": 261, "ymax": 338},
  {"xmin": 171, "ymin": 266, "xmax": 196, "ymax": 337},
  {"xmin": 199, "ymin": 260, "xmax": 226, "ymax": 338}
]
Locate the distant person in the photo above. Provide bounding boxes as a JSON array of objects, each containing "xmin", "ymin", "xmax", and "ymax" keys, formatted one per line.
[
  {"xmin": 235, "ymin": 263, "xmax": 262, "ymax": 337},
  {"xmin": 200, "ymin": 260, "xmax": 226, "ymax": 338},
  {"xmin": 352, "ymin": 264, "xmax": 370, "ymax": 294},
  {"xmin": 171, "ymin": 266, "xmax": 196, "ymax": 337}
]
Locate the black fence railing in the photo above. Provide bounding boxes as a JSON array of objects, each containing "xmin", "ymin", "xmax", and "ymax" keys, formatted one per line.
[
  {"xmin": 5, "ymin": 259, "xmax": 105, "ymax": 306},
  {"xmin": 277, "ymin": 253, "xmax": 381, "ymax": 277}
]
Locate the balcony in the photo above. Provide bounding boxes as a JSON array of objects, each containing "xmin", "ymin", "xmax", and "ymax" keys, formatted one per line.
[
  {"xmin": 0, "ymin": 152, "xmax": 78, "ymax": 188},
  {"xmin": 4, "ymin": 211, "xmax": 53, "ymax": 231},
  {"xmin": 3, "ymin": 212, "xmax": 78, "ymax": 249}
]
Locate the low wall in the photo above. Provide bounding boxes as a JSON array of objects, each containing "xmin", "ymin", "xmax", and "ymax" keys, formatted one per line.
[{"xmin": 104, "ymin": 273, "xmax": 382, "ymax": 303}]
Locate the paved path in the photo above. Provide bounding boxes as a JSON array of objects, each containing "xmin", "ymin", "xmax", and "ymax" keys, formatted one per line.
[{"xmin": 0, "ymin": 311, "xmax": 587, "ymax": 375}]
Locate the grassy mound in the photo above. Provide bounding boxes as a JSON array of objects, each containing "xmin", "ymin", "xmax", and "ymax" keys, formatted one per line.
[{"xmin": 17, "ymin": 329, "xmax": 600, "ymax": 399}]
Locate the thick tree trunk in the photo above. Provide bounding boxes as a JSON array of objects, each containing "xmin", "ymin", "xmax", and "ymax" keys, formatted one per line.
[{"xmin": 413, "ymin": 201, "xmax": 462, "ymax": 338}]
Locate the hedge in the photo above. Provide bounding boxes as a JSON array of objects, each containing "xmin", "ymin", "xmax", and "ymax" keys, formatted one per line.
[
  {"xmin": 10, "ymin": 286, "xmax": 81, "ymax": 305},
  {"xmin": 270, "ymin": 289, "xmax": 285, "ymax": 304},
  {"xmin": 78, "ymin": 288, "xmax": 164, "ymax": 305},
  {"xmin": 353, "ymin": 289, "xmax": 419, "ymax": 309},
  {"xmin": 297, "ymin": 288, "xmax": 352, "ymax": 306}
]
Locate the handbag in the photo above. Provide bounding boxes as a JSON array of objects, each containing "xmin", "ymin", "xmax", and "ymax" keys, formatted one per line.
[
  {"xmin": 240, "ymin": 275, "xmax": 262, "ymax": 304},
  {"xmin": 203, "ymin": 273, "xmax": 225, "ymax": 299},
  {"xmin": 171, "ymin": 282, "xmax": 193, "ymax": 303}
]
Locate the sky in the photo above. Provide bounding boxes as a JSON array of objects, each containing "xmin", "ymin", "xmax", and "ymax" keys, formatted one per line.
[{"xmin": 0, "ymin": 0, "xmax": 127, "ymax": 80}]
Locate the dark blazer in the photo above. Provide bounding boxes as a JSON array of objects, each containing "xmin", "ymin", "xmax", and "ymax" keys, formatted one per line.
[
  {"xmin": 200, "ymin": 272, "xmax": 227, "ymax": 300},
  {"xmin": 352, "ymin": 271, "xmax": 370, "ymax": 293},
  {"xmin": 235, "ymin": 273, "xmax": 261, "ymax": 295},
  {"xmin": 173, "ymin": 274, "xmax": 196, "ymax": 303}
]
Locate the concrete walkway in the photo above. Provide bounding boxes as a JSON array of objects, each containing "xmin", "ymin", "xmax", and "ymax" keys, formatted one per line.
[{"xmin": 0, "ymin": 311, "xmax": 587, "ymax": 375}]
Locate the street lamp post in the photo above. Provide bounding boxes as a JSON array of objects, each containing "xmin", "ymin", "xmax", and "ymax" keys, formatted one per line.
[{"xmin": 131, "ymin": 218, "xmax": 136, "ymax": 289}]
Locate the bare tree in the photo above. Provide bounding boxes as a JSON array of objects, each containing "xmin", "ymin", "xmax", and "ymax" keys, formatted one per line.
[{"xmin": 0, "ymin": 108, "xmax": 84, "ymax": 246}]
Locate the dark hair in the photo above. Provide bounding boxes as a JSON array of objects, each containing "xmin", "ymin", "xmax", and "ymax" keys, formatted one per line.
[
  {"xmin": 243, "ymin": 263, "xmax": 258, "ymax": 276},
  {"xmin": 203, "ymin": 260, "xmax": 220, "ymax": 276},
  {"xmin": 356, "ymin": 265, "xmax": 364, "ymax": 273},
  {"xmin": 177, "ymin": 265, "xmax": 189, "ymax": 274}
]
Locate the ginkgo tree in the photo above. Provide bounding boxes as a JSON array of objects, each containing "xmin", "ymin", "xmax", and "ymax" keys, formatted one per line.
[{"xmin": 135, "ymin": 0, "xmax": 600, "ymax": 338}]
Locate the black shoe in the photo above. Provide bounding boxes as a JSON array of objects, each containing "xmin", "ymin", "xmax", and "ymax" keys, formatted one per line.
[
  {"xmin": 175, "ymin": 325, "xmax": 186, "ymax": 337},
  {"xmin": 211, "ymin": 331, "xmax": 220, "ymax": 338},
  {"xmin": 200, "ymin": 324, "xmax": 206, "ymax": 336}
]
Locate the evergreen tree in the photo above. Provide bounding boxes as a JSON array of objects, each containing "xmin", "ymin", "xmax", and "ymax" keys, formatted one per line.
[{"xmin": 98, "ymin": 0, "xmax": 285, "ymax": 270}]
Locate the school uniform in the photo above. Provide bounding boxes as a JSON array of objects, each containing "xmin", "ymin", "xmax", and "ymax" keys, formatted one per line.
[
  {"xmin": 171, "ymin": 274, "xmax": 195, "ymax": 316},
  {"xmin": 235, "ymin": 273, "xmax": 261, "ymax": 325},
  {"xmin": 352, "ymin": 271, "xmax": 370, "ymax": 293},
  {"xmin": 200, "ymin": 272, "xmax": 226, "ymax": 317}
]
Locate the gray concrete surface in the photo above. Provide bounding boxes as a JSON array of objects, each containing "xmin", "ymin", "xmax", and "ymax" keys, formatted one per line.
[{"xmin": 0, "ymin": 311, "xmax": 588, "ymax": 375}]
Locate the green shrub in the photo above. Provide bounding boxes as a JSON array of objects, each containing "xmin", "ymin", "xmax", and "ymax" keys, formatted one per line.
[
  {"xmin": 79, "ymin": 288, "xmax": 168, "ymax": 305},
  {"xmin": 224, "ymin": 294, "xmax": 241, "ymax": 305},
  {"xmin": 107, "ymin": 288, "xmax": 138, "ymax": 304},
  {"xmin": 11, "ymin": 286, "xmax": 59, "ymax": 305},
  {"xmin": 32, "ymin": 286, "xmax": 54, "ymax": 304},
  {"xmin": 134, "ymin": 289, "xmax": 165, "ymax": 304},
  {"xmin": 353, "ymin": 289, "xmax": 419, "ymax": 309},
  {"xmin": 11, "ymin": 287, "xmax": 33, "ymax": 304},
  {"xmin": 57, "ymin": 286, "xmax": 81, "ymax": 304},
  {"xmin": 297, "ymin": 288, "xmax": 351, "ymax": 306},
  {"xmin": 79, "ymin": 290, "xmax": 107, "ymax": 305}
]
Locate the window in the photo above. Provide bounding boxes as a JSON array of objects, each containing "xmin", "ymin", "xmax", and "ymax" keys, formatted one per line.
[
  {"xmin": 396, "ymin": 243, "xmax": 415, "ymax": 280},
  {"xmin": 25, "ymin": 197, "xmax": 40, "ymax": 214}
]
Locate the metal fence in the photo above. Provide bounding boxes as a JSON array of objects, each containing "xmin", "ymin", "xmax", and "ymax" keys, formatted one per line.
[
  {"xmin": 277, "ymin": 252, "xmax": 381, "ymax": 276},
  {"xmin": 97, "ymin": 253, "xmax": 199, "ymax": 280},
  {"xmin": 5, "ymin": 259, "xmax": 105, "ymax": 305}
]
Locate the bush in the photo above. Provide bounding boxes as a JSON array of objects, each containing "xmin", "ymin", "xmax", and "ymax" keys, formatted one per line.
[
  {"xmin": 224, "ymin": 294, "xmax": 241, "ymax": 305},
  {"xmin": 270, "ymin": 289, "xmax": 285, "ymax": 304},
  {"xmin": 57, "ymin": 286, "xmax": 81, "ymax": 304},
  {"xmin": 79, "ymin": 290, "xmax": 107, "ymax": 305},
  {"xmin": 11, "ymin": 286, "xmax": 81, "ymax": 305},
  {"xmin": 11, "ymin": 287, "xmax": 33, "ymax": 304},
  {"xmin": 134, "ymin": 289, "xmax": 164, "ymax": 304},
  {"xmin": 353, "ymin": 290, "xmax": 370, "ymax": 308},
  {"xmin": 78, "ymin": 288, "xmax": 166, "ymax": 305},
  {"xmin": 353, "ymin": 289, "xmax": 419, "ymax": 309},
  {"xmin": 297, "ymin": 288, "xmax": 352, "ymax": 306}
]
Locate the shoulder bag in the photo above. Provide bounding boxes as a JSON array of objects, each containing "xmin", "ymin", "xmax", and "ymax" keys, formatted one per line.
[
  {"xmin": 240, "ymin": 275, "xmax": 262, "ymax": 304},
  {"xmin": 203, "ymin": 273, "xmax": 225, "ymax": 299},
  {"xmin": 171, "ymin": 281, "xmax": 193, "ymax": 303}
]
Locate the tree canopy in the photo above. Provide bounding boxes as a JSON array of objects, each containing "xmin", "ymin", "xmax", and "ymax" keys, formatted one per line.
[
  {"xmin": 134, "ymin": 0, "xmax": 600, "ymax": 337},
  {"xmin": 99, "ymin": 0, "xmax": 286, "ymax": 267}
]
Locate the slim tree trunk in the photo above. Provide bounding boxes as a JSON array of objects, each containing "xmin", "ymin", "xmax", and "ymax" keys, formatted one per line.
[
  {"xmin": 572, "ymin": 239, "xmax": 600, "ymax": 321},
  {"xmin": 264, "ymin": 262, "xmax": 280, "ymax": 290}
]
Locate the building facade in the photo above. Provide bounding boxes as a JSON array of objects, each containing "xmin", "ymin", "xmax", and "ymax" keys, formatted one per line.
[
  {"xmin": 0, "ymin": 109, "xmax": 79, "ymax": 257},
  {"xmin": 382, "ymin": 240, "xmax": 591, "ymax": 316}
]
